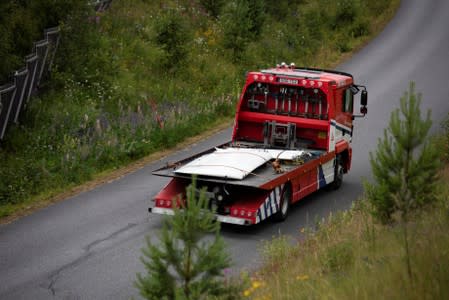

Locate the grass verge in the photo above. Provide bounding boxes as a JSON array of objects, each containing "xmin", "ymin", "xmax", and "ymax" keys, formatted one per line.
[
  {"xmin": 244, "ymin": 165, "xmax": 449, "ymax": 300},
  {"xmin": 0, "ymin": 119, "xmax": 232, "ymax": 224}
]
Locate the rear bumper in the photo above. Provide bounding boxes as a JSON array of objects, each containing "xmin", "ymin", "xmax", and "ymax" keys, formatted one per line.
[
  {"xmin": 216, "ymin": 215, "xmax": 252, "ymax": 225},
  {"xmin": 149, "ymin": 207, "xmax": 253, "ymax": 226},
  {"xmin": 149, "ymin": 207, "xmax": 174, "ymax": 215}
]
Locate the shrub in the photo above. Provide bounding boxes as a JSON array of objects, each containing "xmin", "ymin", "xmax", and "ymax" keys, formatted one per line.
[
  {"xmin": 350, "ymin": 18, "xmax": 370, "ymax": 37},
  {"xmin": 199, "ymin": 0, "xmax": 225, "ymax": 18},
  {"xmin": 220, "ymin": 0, "xmax": 265, "ymax": 61},
  {"xmin": 153, "ymin": 7, "xmax": 191, "ymax": 70},
  {"xmin": 320, "ymin": 241, "xmax": 354, "ymax": 273},
  {"xmin": 441, "ymin": 114, "xmax": 449, "ymax": 162},
  {"xmin": 335, "ymin": 0, "xmax": 360, "ymax": 26}
]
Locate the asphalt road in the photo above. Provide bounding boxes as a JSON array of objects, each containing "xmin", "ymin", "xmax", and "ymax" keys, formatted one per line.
[{"xmin": 1, "ymin": 0, "xmax": 449, "ymax": 298}]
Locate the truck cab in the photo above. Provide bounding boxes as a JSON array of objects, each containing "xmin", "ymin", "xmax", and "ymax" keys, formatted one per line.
[{"xmin": 232, "ymin": 63, "xmax": 367, "ymax": 172}]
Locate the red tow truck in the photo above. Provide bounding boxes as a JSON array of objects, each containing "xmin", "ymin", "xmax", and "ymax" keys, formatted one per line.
[{"xmin": 150, "ymin": 63, "xmax": 367, "ymax": 225}]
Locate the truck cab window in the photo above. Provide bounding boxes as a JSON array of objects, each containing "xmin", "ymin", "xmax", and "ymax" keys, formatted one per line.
[{"xmin": 343, "ymin": 88, "xmax": 353, "ymax": 113}]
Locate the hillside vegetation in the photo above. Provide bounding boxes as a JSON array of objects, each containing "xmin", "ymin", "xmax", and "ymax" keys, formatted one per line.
[
  {"xmin": 247, "ymin": 178, "xmax": 449, "ymax": 299},
  {"xmin": 0, "ymin": 0, "xmax": 399, "ymax": 218}
]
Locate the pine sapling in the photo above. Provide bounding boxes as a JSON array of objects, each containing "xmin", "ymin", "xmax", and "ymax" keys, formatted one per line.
[
  {"xmin": 364, "ymin": 82, "xmax": 440, "ymax": 280},
  {"xmin": 136, "ymin": 178, "xmax": 232, "ymax": 300},
  {"xmin": 365, "ymin": 82, "xmax": 439, "ymax": 223}
]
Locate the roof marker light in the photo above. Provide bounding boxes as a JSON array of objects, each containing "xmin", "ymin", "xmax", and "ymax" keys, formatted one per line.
[
  {"xmin": 261, "ymin": 75, "xmax": 266, "ymax": 81},
  {"xmin": 317, "ymin": 81, "xmax": 323, "ymax": 87},
  {"xmin": 253, "ymin": 75, "xmax": 259, "ymax": 80},
  {"xmin": 310, "ymin": 81, "xmax": 315, "ymax": 86},
  {"xmin": 302, "ymin": 79, "xmax": 307, "ymax": 85},
  {"xmin": 269, "ymin": 76, "xmax": 274, "ymax": 81}
]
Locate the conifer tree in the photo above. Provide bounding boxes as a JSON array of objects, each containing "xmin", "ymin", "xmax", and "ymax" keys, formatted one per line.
[
  {"xmin": 365, "ymin": 82, "xmax": 440, "ymax": 224},
  {"xmin": 136, "ymin": 178, "xmax": 232, "ymax": 300},
  {"xmin": 154, "ymin": 7, "xmax": 190, "ymax": 69},
  {"xmin": 221, "ymin": 0, "xmax": 265, "ymax": 61}
]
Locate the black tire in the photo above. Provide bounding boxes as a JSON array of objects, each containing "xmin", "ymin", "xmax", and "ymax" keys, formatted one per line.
[
  {"xmin": 331, "ymin": 160, "xmax": 344, "ymax": 190},
  {"xmin": 273, "ymin": 184, "xmax": 292, "ymax": 222}
]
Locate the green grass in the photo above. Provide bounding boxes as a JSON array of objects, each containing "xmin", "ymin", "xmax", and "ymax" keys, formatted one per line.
[
  {"xmin": 244, "ymin": 167, "xmax": 449, "ymax": 300},
  {"xmin": 0, "ymin": 0, "xmax": 400, "ymax": 220}
]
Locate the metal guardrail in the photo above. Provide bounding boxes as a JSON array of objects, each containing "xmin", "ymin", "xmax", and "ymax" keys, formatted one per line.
[
  {"xmin": 0, "ymin": 1, "xmax": 112, "ymax": 142},
  {"xmin": 0, "ymin": 29, "xmax": 59, "ymax": 141},
  {"xmin": 10, "ymin": 68, "xmax": 29, "ymax": 124},
  {"xmin": 0, "ymin": 84, "xmax": 17, "ymax": 140},
  {"xmin": 91, "ymin": 0, "xmax": 112, "ymax": 12}
]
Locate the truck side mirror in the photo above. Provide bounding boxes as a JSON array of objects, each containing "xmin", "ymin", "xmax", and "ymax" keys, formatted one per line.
[
  {"xmin": 361, "ymin": 90, "xmax": 368, "ymax": 106},
  {"xmin": 360, "ymin": 106, "xmax": 367, "ymax": 115},
  {"xmin": 352, "ymin": 85, "xmax": 368, "ymax": 118}
]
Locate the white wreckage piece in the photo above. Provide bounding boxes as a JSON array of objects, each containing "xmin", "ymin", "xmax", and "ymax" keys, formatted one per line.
[{"xmin": 174, "ymin": 147, "xmax": 306, "ymax": 180}]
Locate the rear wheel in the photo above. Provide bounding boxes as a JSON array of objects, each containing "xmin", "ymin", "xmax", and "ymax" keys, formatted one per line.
[{"xmin": 273, "ymin": 184, "xmax": 292, "ymax": 222}]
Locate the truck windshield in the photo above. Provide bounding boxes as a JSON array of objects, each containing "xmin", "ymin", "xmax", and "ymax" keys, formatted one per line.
[{"xmin": 243, "ymin": 82, "xmax": 328, "ymax": 120}]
